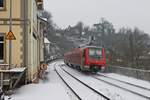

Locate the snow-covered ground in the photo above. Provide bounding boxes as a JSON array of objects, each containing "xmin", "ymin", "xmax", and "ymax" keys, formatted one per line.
[
  {"xmin": 59, "ymin": 61, "xmax": 150, "ymax": 100},
  {"xmin": 62, "ymin": 65, "xmax": 146, "ymax": 100},
  {"xmin": 56, "ymin": 65, "xmax": 107, "ymax": 100},
  {"xmin": 4, "ymin": 60, "xmax": 150, "ymax": 100},
  {"xmin": 8, "ymin": 83, "xmax": 70, "ymax": 100},
  {"xmin": 5, "ymin": 62, "xmax": 71, "ymax": 100},
  {"xmin": 99, "ymin": 73, "xmax": 150, "ymax": 90}
]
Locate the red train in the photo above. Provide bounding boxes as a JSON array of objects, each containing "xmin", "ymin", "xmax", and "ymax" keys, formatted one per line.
[{"xmin": 64, "ymin": 46, "xmax": 106, "ymax": 72}]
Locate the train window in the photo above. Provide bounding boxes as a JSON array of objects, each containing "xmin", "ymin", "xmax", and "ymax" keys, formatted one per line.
[
  {"xmin": 89, "ymin": 48, "xmax": 102, "ymax": 60},
  {"xmin": 89, "ymin": 48, "xmax": 102, "ymax": 55},
  {"xmin": 96, "ymin": 50, "xmax": 102, "ymax": 55},
  {"xmin": 89, "ymin": 49, "xmax": 95, "ymax": 55}
]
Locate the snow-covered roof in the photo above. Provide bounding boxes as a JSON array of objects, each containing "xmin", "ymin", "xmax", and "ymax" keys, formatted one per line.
[
  {"xmin": 41, "ymin": 18, "xmax": 47, "ymax": 22},
  {"xmin": 44, "ymin": 38, "xmax": 51, "ymax": 44},
  {"xmin": 0, "ymin": 67, "xmax": 26, "ymax": 72},
  {"xmin": 37, "ymin": 16, "xmax": 48, "ymax": 23},
  {"xmin": 10, "ymin": 68, "xmax": 26, "ymax": 72}
]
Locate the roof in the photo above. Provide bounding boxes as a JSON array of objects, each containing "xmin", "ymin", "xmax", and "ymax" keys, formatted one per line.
[
  {"xmin": 0, "ymin": 68, "xmax": 26, "ymax": 73},
  {"xmin": 44, "ymin": 38, "xmax": 51, "ymax": 44},
  {"xmin": 37, "ymin": 16, "xmax": 48, "ymax": 23},
  {"xmin": 40, "ymin": 17, "xmax": 48, "ymax": 22}
]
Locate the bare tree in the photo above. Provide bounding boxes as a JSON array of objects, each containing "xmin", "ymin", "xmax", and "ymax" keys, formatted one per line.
[{"xmin": 93, "ymin": 18, "xmax": 115, "ymax": 47}]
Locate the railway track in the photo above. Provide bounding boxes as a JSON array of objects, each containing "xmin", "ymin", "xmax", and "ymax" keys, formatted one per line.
[
  {"xmin": 54, "ymin": 63, "xmax": 81, "ymax": 100},
  {"xmin": 60, "ymin": 65, "xmax": 127, "ymax": 100},
  {"xmin": 92, "ymin": 74, "xmax": 150, "ymax": 100},
  {"xmin": 97, "ymin": 73, "xmax": 150, "ymax": 91},
  {"xmin": 61, "ymin": 63, "xmax": 150, "ymax": 100},
  {"xmin": 54, "ymin": 63, "xmax": 110, "ymax": 100}
]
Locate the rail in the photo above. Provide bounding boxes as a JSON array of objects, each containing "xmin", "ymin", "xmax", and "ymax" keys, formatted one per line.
[
  {"xmin": 92, "ymin": 75, "xmax": 150, "ymax": 100},
  {"xmin": 60, "ymin": 66, "xmax": 110, "ymax": 100}
]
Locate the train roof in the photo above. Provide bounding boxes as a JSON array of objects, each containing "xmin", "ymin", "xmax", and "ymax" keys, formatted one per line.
[
  {"xmin": 79, "ymin": 45, "xmax": 103, "ymax": 49},
  {"xmin": 64, "ymin": 45, "xmax": 104, "ymax": 56}
]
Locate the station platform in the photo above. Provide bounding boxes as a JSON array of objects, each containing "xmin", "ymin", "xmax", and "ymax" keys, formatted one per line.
[{"xmin": 7, "ymin": 83, "xmax": 70, "ymax": 100}]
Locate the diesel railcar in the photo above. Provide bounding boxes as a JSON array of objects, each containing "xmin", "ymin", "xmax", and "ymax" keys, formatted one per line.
[{"xmin": 64, "ymin": 46, "xmax": 106, "ymax": 72}]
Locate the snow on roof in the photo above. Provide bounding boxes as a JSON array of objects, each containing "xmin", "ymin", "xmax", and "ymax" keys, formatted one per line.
[
  {"xmin": 0, "ymin": 67, "xmax": 26, "ymax": 72},
  {"xmin": 41, "ymin": 18, "xmax": 47, "ymax": 22},
  {"xmin": 44, "ymin": 38, "xmax": 51, "ymax": 44},
  {"xmin": 38, "ymin": 16, "xmax": 48, "ymax": 22},
  {"xmin": 10, "ymin": 68, "xmax": 26, "ymax": 72}
]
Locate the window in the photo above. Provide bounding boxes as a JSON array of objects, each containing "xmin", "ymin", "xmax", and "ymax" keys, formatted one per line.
[
  {"xmin": 89, "ymin": 48, "xmax": 102, "ymax": 60},
  {"xmin": 0, "ymin": 0, "xmax": 5, "ymax": 10},
  {"xmin": 89, "ymin": 49, "xmax": 95, "ymax": 55},
  {"xmin": 0, "ymin": 0, "xmax": 3, "ymax": 7},
  {"xmin": 0, "ymin": 36, "xmax": 4, "ymax": 63},
  {"xmin": 89, "ymin": 48, "xmax": 102, "ymax": 56}
]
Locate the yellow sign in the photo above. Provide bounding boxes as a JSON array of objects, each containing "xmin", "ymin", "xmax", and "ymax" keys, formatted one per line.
[{"xmin": 6, "ymin": 31, "xmax": 16, "ymax": 40}]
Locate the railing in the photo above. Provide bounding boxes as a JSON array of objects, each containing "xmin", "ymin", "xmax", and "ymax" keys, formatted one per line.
[
  {"xmin": 107, "ymin": 65, "xmax": 150, "ymax": 82},
  {"xmin": 0, "ymin": 64, "xmax": 26, "ymax": 91},
  {"xmin": 0, "ymin": 64, "xmax": 10, "ymax": 70}
]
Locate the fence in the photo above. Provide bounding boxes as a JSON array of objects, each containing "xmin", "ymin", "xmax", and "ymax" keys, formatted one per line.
[{"xmin": 106, "ymin": 65, "xmax": 150, "ymax": 82}]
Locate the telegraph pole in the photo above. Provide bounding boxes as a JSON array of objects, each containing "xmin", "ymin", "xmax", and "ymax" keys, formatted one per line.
[
  {"xmin": 9, "ymin": 0, "xmax": 12, "ymax": 69},
  {"xmin": 1, "ymin": 0, "xmax": 13, "ymax": 90},
  {"xmin": 94, "ymin": 23, "xmax": 103, "ymax": 47}
]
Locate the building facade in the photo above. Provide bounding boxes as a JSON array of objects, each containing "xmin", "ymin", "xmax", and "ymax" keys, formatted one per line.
[{"xmin": 0, "ymin": 0, "xmax": 44, "ymax": 82}]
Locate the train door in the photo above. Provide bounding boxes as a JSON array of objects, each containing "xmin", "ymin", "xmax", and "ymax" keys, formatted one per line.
[
  {"xmin": 82, "ymin": 49, "xmax": 85, "ymax": 65},
  {"xmin": 79, "ymin": 49, "xmax": 85, "ymax": 71}
]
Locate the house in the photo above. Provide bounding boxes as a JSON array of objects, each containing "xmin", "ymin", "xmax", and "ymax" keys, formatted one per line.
[{"xmin": 0, "ymin": 0, "xmax": 45, "ymax": 89}]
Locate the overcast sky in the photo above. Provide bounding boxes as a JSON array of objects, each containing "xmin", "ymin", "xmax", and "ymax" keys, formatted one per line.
[{"xmin": 44, "ymin": 0, "xmax": 150, "ymax": 34}]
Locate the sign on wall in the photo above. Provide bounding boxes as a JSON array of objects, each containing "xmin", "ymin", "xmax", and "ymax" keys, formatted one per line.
[{"xmin": 6, "ymin": 30, "xmax": 16, "ymax": 40}]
